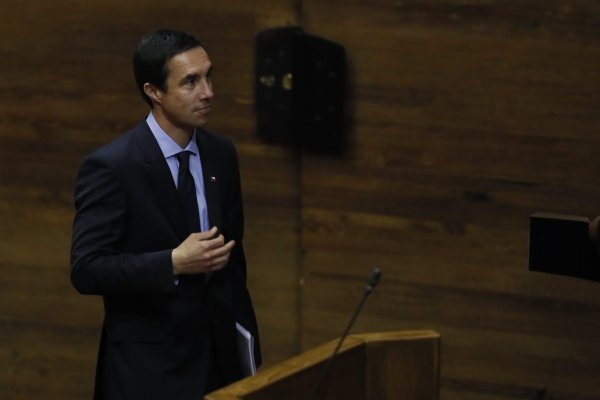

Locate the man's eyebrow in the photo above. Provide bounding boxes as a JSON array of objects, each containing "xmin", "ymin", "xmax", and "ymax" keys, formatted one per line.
[
  {"xmin": 180, "ymin": 67, "xmax": 213, "ymax": 83},
  {"xmin": 180, "ymin": 73, "xmax": 199, "ymax": 83}
]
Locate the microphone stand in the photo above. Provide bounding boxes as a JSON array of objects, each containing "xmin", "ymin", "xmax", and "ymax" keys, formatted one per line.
[{"xmin": 306, "ymin": 268, "xmax": 382, "ymax": 400}]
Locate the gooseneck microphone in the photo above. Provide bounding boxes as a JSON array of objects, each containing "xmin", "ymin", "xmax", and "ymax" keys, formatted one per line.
[{"xmin": 306, "ymin": 267, "xmax": 382, "ymax": 400}]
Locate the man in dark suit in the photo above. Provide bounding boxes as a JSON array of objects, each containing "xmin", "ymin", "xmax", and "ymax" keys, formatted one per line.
[{"xmin": 70, "ymin": 29, "xmax": 261, "ymax": 399}]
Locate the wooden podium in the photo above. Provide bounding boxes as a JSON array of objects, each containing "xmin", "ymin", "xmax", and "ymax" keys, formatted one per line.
[{"xmin": 205, "ymin": 330, "xmax": 440, "ymax": 400}]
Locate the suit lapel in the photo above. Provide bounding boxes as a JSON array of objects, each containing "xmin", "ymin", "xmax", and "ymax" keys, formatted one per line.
[
  {"xmin": 196, "ymin": 131, "xmax": 222, "ymax": 284},
  {"xmin": 196, "ymin": 131, "xmax": 222, "ymax": 232},
  {"xmin": 133, "ymin": 122, "xmax": 189, "ymax": 241}
]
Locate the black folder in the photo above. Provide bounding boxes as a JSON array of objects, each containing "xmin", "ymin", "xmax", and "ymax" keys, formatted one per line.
[{"xmin": 528, "ymin": 212, "xmax": 600, "ymax": 282}]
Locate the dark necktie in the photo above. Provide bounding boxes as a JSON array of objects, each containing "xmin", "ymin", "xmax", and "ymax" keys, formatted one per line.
[{"xmin": 176, "ymin": 151, "xmax": 200, "ymax": 234}]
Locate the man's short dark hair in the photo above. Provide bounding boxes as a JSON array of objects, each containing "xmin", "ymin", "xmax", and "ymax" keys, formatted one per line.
[{"xmin": 133, "ymin": 29, "xmax": 205, "ymax": 107}]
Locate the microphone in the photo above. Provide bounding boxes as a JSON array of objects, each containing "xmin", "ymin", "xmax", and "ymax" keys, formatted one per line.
[{"xmin": 306, "ymin": 267, "xmax": 382, "ymax": 400}]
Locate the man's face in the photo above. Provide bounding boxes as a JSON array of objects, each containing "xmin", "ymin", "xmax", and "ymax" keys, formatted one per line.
[{"xmin": 158, "ymin": 46, "xmax": 213, "ymax": 130}]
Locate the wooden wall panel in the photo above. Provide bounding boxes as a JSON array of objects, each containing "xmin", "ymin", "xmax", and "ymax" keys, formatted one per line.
[
  {"xmin": 3, "ymin": 0, "xmax": 600, "ymax": 399},
  {"xmin": 0, "ymin": 1, "xmax": 300, "ymax": 399},
  {"xmin": 300, "ymin": 1, "xmax": 600, "ymax": 399}
]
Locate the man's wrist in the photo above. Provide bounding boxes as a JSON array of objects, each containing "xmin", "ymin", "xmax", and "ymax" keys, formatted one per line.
[{"xmin": 171, "ymin": 248, "xmax": 181, "ymax": 275}]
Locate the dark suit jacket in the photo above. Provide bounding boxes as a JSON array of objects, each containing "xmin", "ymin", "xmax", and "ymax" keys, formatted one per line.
[{"xmin": 70, "ymin": 121, "xmax": 260, "ymax": 400}]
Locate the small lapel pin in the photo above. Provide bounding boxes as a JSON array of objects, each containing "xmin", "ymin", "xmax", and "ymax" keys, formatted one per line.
[{"xmin": 210, "ymin": 176, "xmax": 217, "ymax": 183}]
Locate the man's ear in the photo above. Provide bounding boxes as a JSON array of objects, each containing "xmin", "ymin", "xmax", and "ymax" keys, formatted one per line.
[{"xmin": 143, "ymin": 83, "xmax": 162, "ymax": 105}]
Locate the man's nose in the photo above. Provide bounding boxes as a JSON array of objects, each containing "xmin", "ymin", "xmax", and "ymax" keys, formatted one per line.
[{"xmin": 199, "ymin": 79, "xmax": 213, "ymax": 99}]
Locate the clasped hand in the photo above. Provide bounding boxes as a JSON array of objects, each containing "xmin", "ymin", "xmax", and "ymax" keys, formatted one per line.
[{"xmin": 172, "ymin": 227, "xmax": 235, "ymax": 275}]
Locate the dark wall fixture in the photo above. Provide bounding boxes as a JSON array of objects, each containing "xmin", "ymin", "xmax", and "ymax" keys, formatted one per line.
[{"xmin": 255, "ymin": 26, "xmax": 347, "ymax": 154}]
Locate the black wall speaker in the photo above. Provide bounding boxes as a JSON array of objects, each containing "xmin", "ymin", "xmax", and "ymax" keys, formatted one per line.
[{"xmin": 255, "ymin": 27, "xmax": 347, "ymax": 153}]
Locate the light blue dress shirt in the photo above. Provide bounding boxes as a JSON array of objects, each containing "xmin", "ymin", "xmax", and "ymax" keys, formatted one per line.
[{"xmin": 146, "ymin": 112, "xmax": 210, "ymax": 232}]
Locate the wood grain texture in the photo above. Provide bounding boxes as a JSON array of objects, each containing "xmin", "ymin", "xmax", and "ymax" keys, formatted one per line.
[
  {"xmin": 300, "ymin": 0, "xmax": 600, "ymax": 399},
  {"xmin": 206, "ymin": 330, "xmax": 439, "ymax": 400},
  {"xmin": 2, "ymin": 0, "xmax": 600, "ymax": 399}
]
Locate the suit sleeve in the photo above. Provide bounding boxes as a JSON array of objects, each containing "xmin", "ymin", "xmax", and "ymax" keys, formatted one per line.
[{"xmin": 70, "ymin": 154, "xmax": 176, "ymax": 295}]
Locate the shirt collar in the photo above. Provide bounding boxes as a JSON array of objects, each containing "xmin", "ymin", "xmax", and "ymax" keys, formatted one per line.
[{"xmin": 146, "ymin": 112, "xmax": 199, "ymax": 158}]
